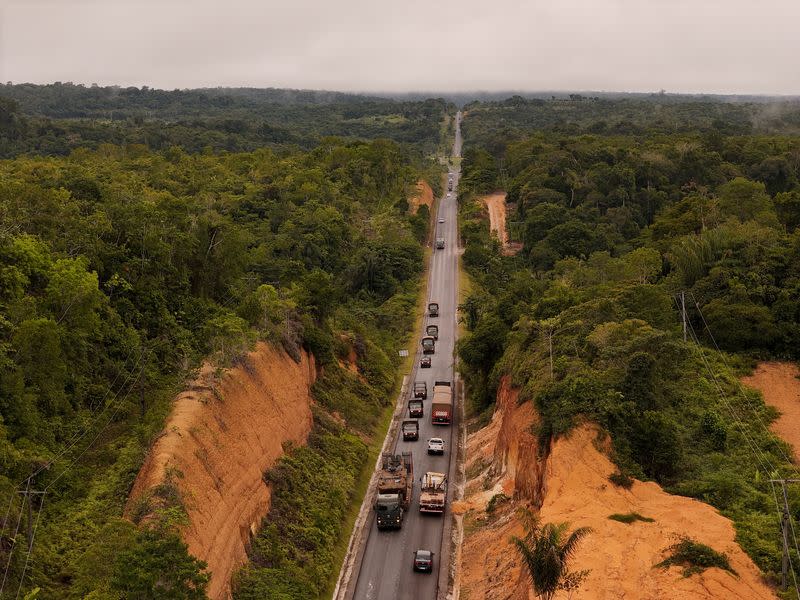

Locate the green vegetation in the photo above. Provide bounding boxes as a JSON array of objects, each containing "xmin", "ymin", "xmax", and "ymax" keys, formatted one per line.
[
  {"xmin": 486, "ymin": 492, "xmax": 510, "ymax": 515},
  {"xmin": 0, "ymin": 84, "xmax": 453, "ymax": 156},
  {"xmin": 233, "ymin": 410, "xmax": 368, "ymax": 600},
  {"xmin": 461, "ymin": 95, "xmax": 800, "ymax": 154},
  {"xmin": 656, "ymin": 537, "xmax": 736, "ymax": 577},
  {"xmin": 608, "ymin": 512, "xmax": 655, "ymax": 524},
  {"xmin": 457, "ymin": 100, "xmax": 800, "ymax": 585},
  {"xmin": 512, "ymin": 509, "xmax": 591, "ymax": 600},
  {"xmin": 0, "ymin": 116, "xmax": 442, "ymax": 597}
]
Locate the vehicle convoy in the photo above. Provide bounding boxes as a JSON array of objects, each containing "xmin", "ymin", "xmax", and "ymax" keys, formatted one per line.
[
  {"xmin": 375, "ymin": 452, "xmax": 413, "ymax": 530},
  {"xmin": 419, "ymin": 471, "xmax": 447, "ymax": 514},
  {"xmin": 426, "ymin": 324, "xmax": 439, "ymax": 340},
  {"xmin": 402, "ymin": 420, "xmax": 419, "ymax": 441},
  {"xmin": 408, "ymin": 399, "xmax": 424, "ymax": 418},
  {"xmin": 413, "ymin": 381, "xmax": 427, "ymax": 399},
  {"xmin": 428, "ymin": 302, "xmax": 439, "ymax": 317},
  {"xmin": 421, "ymin": 336, "xmax": 435, "ymax": 354},
  {"xmin": 431, "ymin": 381, "xmax": 453, "ymax": 425}
]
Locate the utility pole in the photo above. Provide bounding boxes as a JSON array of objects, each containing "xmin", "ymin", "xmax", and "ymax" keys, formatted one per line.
[
  {"xmin": 17, "ymin": 479, "xmax": 44, "ymax": 552},
  {"xmin": 680, "ymin": 291, "xmax": 687, "ymax": 342},
  {"xmin": 771, "ymin": 478, "xmax": 800, "ymax": 592},
  {"xmin": 139, "ymin": 345, "xmax": 146, "ymax": 419}
]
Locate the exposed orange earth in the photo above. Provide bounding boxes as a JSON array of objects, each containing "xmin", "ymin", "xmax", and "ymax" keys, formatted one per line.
[
  {"xmin": 126, "ymin": 343, "xmax": 316, "ymax": 600},
  {"xmin": 482, "ymin": 192, "xmax": 522, "ymax": 255},
  {"xmin": 458, "ymin": 377, "xmax": 775, "ymax": 600},
  {"xmin": 408, "ymin": 179, "xmax": 434, "ymax": 214},
  {"xmin": 483, "ymin": 192, "xmax": 509, "ymax": 246},
  {"xmin": 742, "ymin": 361, "xmax": 800, "ymax": 463}
]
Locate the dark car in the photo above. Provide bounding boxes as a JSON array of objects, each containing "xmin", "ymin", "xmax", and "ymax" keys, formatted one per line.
[
  {"xmin": 420, "ymin": 356, "xmax": 431, "ymax": 368},
  {"xmin": 413, "ymin": 549, "xmax": 433, "ymax": 573}
]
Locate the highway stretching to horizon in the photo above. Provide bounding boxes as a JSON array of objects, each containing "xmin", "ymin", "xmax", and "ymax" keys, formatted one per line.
[{"xmin": 346, "ymin": 113, "xmax": 463, "ymax": 600}]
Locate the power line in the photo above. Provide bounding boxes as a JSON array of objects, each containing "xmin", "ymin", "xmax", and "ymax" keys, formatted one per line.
[
  {"xmin": 771, "ymin": 480, "xmax": 800, "ymax": 597},
  {"xmin": 689, "ymin": 292, "xmax": 800, "ymax": 476},
  {"xmin": 0, "ymin": 480, "xmax": 28, "ymax": 595},
  {"xmin": 682, "ymin": 309, "xmax": 775, "ymax": 475},
  {"xmin": 679, "ymin": 294, "xmax": 800, "ymax": 594},
  {"xmin": 13, "ymin": 492, "xmax": 45, "ymax": 600}
]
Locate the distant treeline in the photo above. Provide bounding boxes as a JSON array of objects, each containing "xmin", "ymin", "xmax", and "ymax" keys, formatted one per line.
[
  {"xmin": 461, "ymin": 95, "xmax": 800, "ymax": 155},
  {"xmin": 0, "ymin": 84, "xmax": 453, "ymax": 156}
]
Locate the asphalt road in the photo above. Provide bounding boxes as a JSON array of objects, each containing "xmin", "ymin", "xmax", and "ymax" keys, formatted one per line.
[{"xmin": 349, "ymin": 112, "xmax": 463, "ymax": 600}]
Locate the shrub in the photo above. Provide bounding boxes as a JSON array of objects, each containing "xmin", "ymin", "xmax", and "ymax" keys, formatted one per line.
[
  {"xmin": 608, "ymin": 512, "xmax": 655, "ymax": 524},
  {"xmin": 486, "ymin": 493, "xmax": 510, "ymax": 515},
  {"xmin": 656, "ymin": 537, "xmax": 736, "ymax": 577},
  {"xmin": 608, "ymin": 472, "xmax": 634, "ymax": 489}
]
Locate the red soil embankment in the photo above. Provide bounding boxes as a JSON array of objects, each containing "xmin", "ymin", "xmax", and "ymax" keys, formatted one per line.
[
  {"xmin": 483, "ymin": 193, "xmax": 509, "ymax": 247},
  {"xmin": 742, "ymin": 361, "xmax": 800, "ymax": 463},
  {"xmin": 126, "ymin": 343, "xmax": 316, "ymax": 600},
  {"xmin": 482, "ymin": 193, "xmax": 521, "ymax": 256},
  {"xmin": 459, "ymin": 377, "xmax": 775, "ymax": 600},
  {"xmin": 408, "ymin": 180, "xmax": 434, "ymax": 215}
]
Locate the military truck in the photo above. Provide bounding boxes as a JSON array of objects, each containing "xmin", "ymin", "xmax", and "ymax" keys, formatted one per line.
[
  {"xmin": 374, "ymin": 493, "xmax": 403, "ymax": 530},
  {"xmin": 435, "ymin": 237, "xmax": 445, "ymax": 249},
  {"xmin": 428, "ymin": 302, "xmax": 439, "ymax": 317},
  {"xmin": 431, "ymin": 381, "xmax": 453, "ymax": 425},
  {"xmin": 408, "ymin": 399, "xmax": 424, "ymax": 418},
  {"xmin": 402, "ymin": 420, "xmax": 419, "ymax": 441},
  {"xmin": 421, "ymin": 336, "xmax": 435, "ymax": 354},
  {"xmin": 413, "ymin": 381, "xmax": 428, "ymax": 399},
  {"xmin": 426, "ymin": 324, "xmax": 439, "ymax": 340},
  {"xmin": 375, "ymin": 452, "xmax": 413, "ymax": 529},
  {"xmin": 419, "ymin": 471, "xmax": 447, "ymax": 514}
]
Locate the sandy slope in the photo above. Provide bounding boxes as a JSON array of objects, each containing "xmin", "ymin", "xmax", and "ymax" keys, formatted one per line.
[
  {"xmin": 126, "ymin": 343, "xmax": 316, "ymax": 599},
  {"xmin": 458, "ymin": 377, "xmax": 775, "ymax": 600},
  {"xmin": 742, "ymin": 361, "xmax": 800, "ymax": 463},
  {"xmin": 408, "ymin": 180, "xmax": 434, "ymax": 214},
  {"xmin": 483, "ymin": 193, "xmax": 509, "ymax": 247}
]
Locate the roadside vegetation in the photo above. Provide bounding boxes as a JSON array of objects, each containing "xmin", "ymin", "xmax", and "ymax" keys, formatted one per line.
[
  {"xmin": 0, "ymin": 100, "xmax": 444, "ymax": 597},
  {"xmin": 457, "ymin": 102, "xmax": 800, "ymax": 586}
]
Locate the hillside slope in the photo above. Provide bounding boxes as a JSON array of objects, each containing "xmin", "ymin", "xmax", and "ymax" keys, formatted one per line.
[
  {"xmin": 127, "ymin": 342, "xmax": 316, "ymax": 600},
  {"xmin": 459, "ymin": 378, "xmax": 775, "ymax": 600}
]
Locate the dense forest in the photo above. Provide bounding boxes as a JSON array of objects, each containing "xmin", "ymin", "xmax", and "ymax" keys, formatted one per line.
[
  {"xmin": 456, "ymin": 109, "xmax": 800, "ymax": 587},
  {"xmin": 461, "ymin": 95, "xmax": 800, "ymax": 159},
  {"xmin": 0, "ymin": 84, "xmax": 451, "ymax": 157},
  {"xmin": 0, "ymin": 102, "xmax": 444, "ymax": 598}
]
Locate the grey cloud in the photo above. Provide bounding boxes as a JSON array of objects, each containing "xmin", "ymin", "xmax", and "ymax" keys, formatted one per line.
[{"xmin": 1, "ymin": 0, "xmax": 798, "ymax": 93}]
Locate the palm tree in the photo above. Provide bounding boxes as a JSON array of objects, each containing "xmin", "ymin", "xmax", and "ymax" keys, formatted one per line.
[{"xmin": 512, "ymin": 510, "xmax": 591, "ymax": 600}]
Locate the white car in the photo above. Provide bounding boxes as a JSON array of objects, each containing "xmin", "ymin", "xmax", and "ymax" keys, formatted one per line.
[
  {"xmin": 427, "ymin": 437, "xmax": 445, "ymax": 455},
  {"xmin": 438, "ymin": 218, "xmax": 445, "ymax": 223}
]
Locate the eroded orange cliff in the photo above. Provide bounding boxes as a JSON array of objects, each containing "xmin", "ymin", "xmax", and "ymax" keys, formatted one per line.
[
  {"xmin": 459, "ymin": 377, "xmax": 775, "ymax": 600},
  {"xmin": 126, "ymin": 342, "xmax": 316, "ymax": 600}
]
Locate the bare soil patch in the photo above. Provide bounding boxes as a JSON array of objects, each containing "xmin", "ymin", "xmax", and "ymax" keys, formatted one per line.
[
  {"xmin": 742, "ymin": 361, "xmax": 800, "ymax": 463},
  {"xmin": 482, "ymin": 192, "xmax": 521, "ymax": 256},
  {"xmin": 408, "ymin": 180, "xmax": 434, "ymax": 214}
]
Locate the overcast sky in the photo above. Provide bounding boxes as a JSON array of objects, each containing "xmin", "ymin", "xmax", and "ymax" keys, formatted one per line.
[{"xmin": 1, "ymin": 0, "xmax": 799, "ymax": 95}]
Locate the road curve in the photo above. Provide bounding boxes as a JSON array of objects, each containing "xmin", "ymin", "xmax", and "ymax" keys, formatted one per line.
[{"xmin": 347, "ymin": 112, "xmax": 463, "ymax": 600}]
